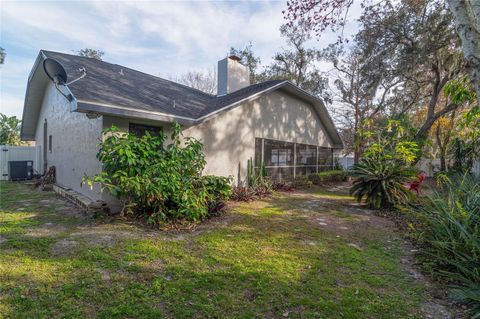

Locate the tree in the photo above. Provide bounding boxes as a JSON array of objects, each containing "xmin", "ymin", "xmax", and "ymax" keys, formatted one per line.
[
  {"xmin": 354, "ymin": 1, "xmax": 467, "ymax": 141},
  {"xmin": 75, "ymin": 48, "xmax": 104, "ymax": 60},
  {"xmin": 0, "ymin": 47, "xmax": 5, "ymax": 64},
  {"xmin": 229, "ymin": 43, "xmax": 262, "ymax": 84},
  {"xmin": 433, "ymin": 113, "xmax": 455, "ymax": 171},
  {"xmin": 169, "ymin": 68, "xmax": 217, "ymax": 94},
  {"xmin": 445, "ymin": 0, "xmax": 480, "ymax": 104},
  {"xmin": 326, "ymin": 45, "xmax": 397, "ymax": 162},
  {"xmin": 284, "ymin": 0, "xmax": 480, "ymax": 103},
  {"xmin": 261, "ymin": 22, "xmax": 331, "ymax": 102},
  {"xmin": 444, "ymin": 77, "xmax": 479, "ymax": 173},
  {"xmin": 0, "ymin": 113, "xmax": 23, "ymax": 145}
]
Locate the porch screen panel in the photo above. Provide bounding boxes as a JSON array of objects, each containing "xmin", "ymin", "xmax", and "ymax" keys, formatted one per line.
[
  {"xmin": 263, "ymin": 139, "xmax": 294, "ymax": 180},
  {"xmin": 318, "ymin": 147, "xmax": 333, "ymax": 172},
  {"xmin": 295, "ymin": 143, "xmax": 317, "ymax": 176}
]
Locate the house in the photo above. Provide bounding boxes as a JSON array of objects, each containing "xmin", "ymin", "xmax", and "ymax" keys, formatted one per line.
[{"xmin": 21, "ymin": 50, "xmax": 343, "ymax": 205}]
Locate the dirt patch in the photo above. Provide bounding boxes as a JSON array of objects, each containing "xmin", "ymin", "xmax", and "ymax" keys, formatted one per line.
[
  {"xmin": 69, "ymin": 226, "xmax": 137, "ymax": 247},
  {"xmin": 421, "ymin": 301, "xmax": 453, "ymax": 319},
  {"xmin": 50, "ymin": 239, "xmax": 80, "ymax": 256},
  {"xmin": 25, "ymin": 223, "xmax": 67, "ymax": 238},
  {"xmin": 399, "ymin": 244, "xmax": 468, "ymax": 319},
  {"xmin": 85, "ymin": 235, "xmax": 116, "ymax": 247},
  {"xmin": 95, "ymin": 268, "xmax": 112, "ymax": 284}
]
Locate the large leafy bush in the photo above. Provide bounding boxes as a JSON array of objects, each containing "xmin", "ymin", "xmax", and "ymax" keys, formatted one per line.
[
  {"xmin": 408, "ymin": 174, "xmax": 480, "ymax": 317},
  {"xmin": 349, "ymin": 120, "xmax": 418, "ymax": 209},
  {"xmin": 84, "ymin": 123, "xmax": 232, "ymax": 223}
]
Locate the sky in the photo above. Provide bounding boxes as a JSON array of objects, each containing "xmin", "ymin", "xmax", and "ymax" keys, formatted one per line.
[{"xmin": 0, "ymin": 0, "xmax": 354, "ymax": 118}]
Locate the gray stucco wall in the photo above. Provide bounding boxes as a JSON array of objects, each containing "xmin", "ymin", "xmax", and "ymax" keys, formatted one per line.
[
  {"xmin": 34, "ymin": 82, "xmax": 103, "ymax": 200},
  {"xmin": 183, "ymin": 90, "xmax": 333, "ymax": 184}
]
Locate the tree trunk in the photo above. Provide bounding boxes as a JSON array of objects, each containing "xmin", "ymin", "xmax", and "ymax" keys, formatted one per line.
[
  {"xmin": 447, "ymin": 0, "xmax": 480, "ymax": 103},
  {"xmin": 436, "ymin": 126, "xmax": 447, "ymax": 171}
]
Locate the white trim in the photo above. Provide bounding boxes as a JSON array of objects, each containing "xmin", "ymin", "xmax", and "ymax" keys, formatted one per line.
[{"xmin": 75, "ymin": 99, "xmax": 195, "ymax": 121}]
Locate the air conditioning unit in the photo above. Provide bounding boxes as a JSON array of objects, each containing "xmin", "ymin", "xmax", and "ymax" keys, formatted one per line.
[{"xmin": 8, "ymin": 161, "xmax": 34, "ymax": 181}]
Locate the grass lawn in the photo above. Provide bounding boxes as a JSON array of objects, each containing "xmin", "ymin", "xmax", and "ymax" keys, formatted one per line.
[{"xmin": 0, "ymin": 181, "xmax": 432, "ymax": 318}]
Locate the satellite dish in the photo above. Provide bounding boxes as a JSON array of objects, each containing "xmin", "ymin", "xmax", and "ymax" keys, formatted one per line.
[
  {"xmin": 42, "ymin": 58, "xmax": 73, "ymax": 101},
  {"xmin": 43, "ymin": 58, "xmax": 68, "ymax": 84}
]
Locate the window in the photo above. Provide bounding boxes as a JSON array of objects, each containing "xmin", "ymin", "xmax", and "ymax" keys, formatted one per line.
[
  {"xmin": 48, "ymin": 135, "xmax": 52, "ymax": 152},
  {"xmin": 129, "ymin": 123, "xmax": 162, "ymax": 137}
]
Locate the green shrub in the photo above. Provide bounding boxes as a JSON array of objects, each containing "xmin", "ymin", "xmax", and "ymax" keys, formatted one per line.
[
  {"xmin": 308, "ymin": 170, "xmax": 346, "ymax": 185},
  {"xmin": 292, "ymin": 175, "xmax": 313, "ymax": 188},
  {"xmin": 408, "ymin": 174, "xmax": 480, "ymax": 316},
  {"xmin": 83, "ymin": 123, "xmax": 232, "ymax": 223},
  {"xmin": 200, "ymin": 175, "xmax": 233, "ymax": 216},
  {"xmin": 349, "ymin": 158, "xmax": 417, "ymax": 209}
]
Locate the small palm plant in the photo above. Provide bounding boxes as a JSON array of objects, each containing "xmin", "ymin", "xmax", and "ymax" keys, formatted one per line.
[
  {"xmin": 350, "ymin": 158, "xmax": 417, "ymax": 209},
  {"xmin": 349, "ymin": 120, "xmax": 419, "ymax": 209}
]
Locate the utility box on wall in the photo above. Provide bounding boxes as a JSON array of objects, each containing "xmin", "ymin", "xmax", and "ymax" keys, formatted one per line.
[{"xmin": 8, "ymin": 161, "xmax": 34, "ymax": 180}]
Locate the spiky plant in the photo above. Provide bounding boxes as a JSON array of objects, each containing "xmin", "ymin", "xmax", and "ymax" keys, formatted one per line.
[
  {"xmin": 408, "ymin": 174, "xmax": 480, "ymax": 317},
  {"xmin": 349, "ymin": 158, "xmax": 417, "ymax": 209}
]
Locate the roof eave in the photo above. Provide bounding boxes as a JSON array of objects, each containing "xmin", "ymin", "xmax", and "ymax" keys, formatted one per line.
[
  {"xmin": 20, "ymin": 52, "xmax": 48, "ymax": 141},
  {"xmin": 75, "ymin": 101, "xmax": 196, "ymax": 126}
]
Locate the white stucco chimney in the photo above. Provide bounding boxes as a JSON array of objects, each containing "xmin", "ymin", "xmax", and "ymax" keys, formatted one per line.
[{"xmin": 217, "ymin": 55, "xmax": 250, "ymax": 96}]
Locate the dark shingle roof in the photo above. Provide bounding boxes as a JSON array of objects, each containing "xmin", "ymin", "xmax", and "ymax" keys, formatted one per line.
[{"xmin": 42, "ymin": 50, "xmax": 285, "ymax": 119}]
